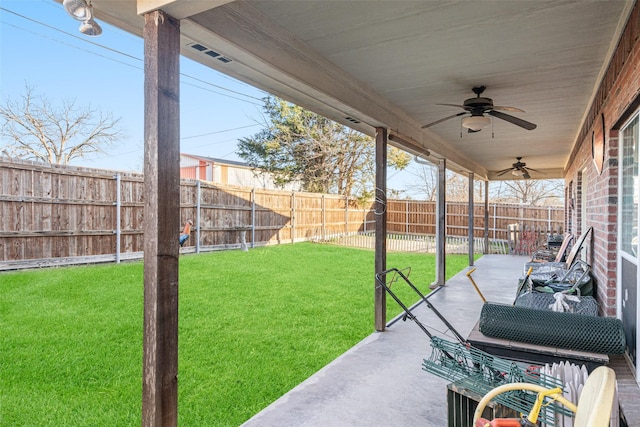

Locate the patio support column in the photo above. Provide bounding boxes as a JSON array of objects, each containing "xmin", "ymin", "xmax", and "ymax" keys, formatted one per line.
[
  {"xmin": 142, "ymin": 10, "xmax": 180, "ymax": 427},
  {"xmin": 431, "ymin": 159, "xmax": 446, "ymax": 289},
  {"xmin": 468, "ymin": 172, "xmax": 474, "ymax": 266},
  {"xmin": 484, "ymin": 180, "xmax": 489, "ymax": 254},
  {"xmin": 374, "ymin": 127, "xmax": 387, "ymax": 331}
]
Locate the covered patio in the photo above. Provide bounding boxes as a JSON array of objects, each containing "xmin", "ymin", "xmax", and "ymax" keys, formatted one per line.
[
  {"xmin": 243, "ymin": 253, "xmax": 638, "ymax": 426},
  {"xmin": 55, "ymin": 0, "xmax": 640, "ymax": 424},
  {"xmin": 242, "ymin": 254, "xmax": 525, "ymax": 426}
]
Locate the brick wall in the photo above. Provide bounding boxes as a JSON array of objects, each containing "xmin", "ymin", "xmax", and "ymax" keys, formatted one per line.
[{"xmin": 564, "ymin": 3, "xmax": 640, "ymax": 316}]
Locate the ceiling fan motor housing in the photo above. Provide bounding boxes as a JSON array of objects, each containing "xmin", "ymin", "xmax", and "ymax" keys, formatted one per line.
[
  {"xmin": 463, "ymin": 97, "xmax": 493, "ymax": 111},
  {"xmin": 513, "ymin": 157, "xmax": 525, "ymax": 168}
]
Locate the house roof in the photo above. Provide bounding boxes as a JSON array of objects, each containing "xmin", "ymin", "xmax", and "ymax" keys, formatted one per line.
[
  {"xmin": 71, "ymin": 0, "xmax": 635, "ymax": 180},
  {"xmin": 180, "ymin": 153, "xmax": 251, "ymax": 168}
]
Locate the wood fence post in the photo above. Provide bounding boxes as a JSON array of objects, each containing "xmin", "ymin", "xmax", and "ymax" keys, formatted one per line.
[
  {"xmin": 291, "ymin": 192, "xmax": 295, "ymax": 244},
  {"xmin": 405, "ymin": 199, "xmax": 409, "ymax": 236},
  {"xmin": 345, "ymin": 195, "xmax": 348, "ymax": 236},
  {"xmin": 115, "ymin": 173, "xmax": 121, "ymax": 263},
  {"xmin": 251, "ymin": 188, "xmax": 256, "ymax": 248},
  {"xmin": 196, "ymin": 180, "xmax": 201, "ymax": 253},
  {"xmin": 321, "ymin": 194, "xmax": 326, "ymax": 240}
]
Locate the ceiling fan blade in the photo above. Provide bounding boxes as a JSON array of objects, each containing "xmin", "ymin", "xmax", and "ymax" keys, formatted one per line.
[
  {"xmin": 493, "ymin": 105, "xmax": 525, "ymax": 113},
  {"xmin": 496, "ymin": 168, "xmax": 513, "ymax": 176},
  {"xmin": 523, "ymin": 167, "xmax": 545, "ymax": 174},
  {"xmin": 468, "ymin": 128, "xmax": 481, "ymax": 133},
  {"xmin": 421, "ymin": 112, "xmax": 466, "ymax": 128},
  {"xmin": 488, "ymin": 110, "xmax": 537, "ymax": 130},
  {"xmin": 436, "ymin": 103, "xmax": 468, "ymax": 109}
]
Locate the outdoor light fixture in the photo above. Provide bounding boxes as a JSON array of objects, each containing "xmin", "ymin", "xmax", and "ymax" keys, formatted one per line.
[
  {"xmin": 462, "ymin": 115, "xmax": 491, "ymax": 132},
  {"xmin": 79, "ymin": 18, "xmax": 102, "ymax": 36},
  {"xmin": 63, "ymin": 0, "xmax": 102, "ymax": 36},
  {"xmin": 511, "ymin": 169, "xmax": 524, "ymax": 177}
]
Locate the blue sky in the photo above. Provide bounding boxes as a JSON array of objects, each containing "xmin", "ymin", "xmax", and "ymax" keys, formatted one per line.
[
  {"xmin": 0, "ymin": 0, "xmax": 269, "ymax": 172},
  {"xmin": 0, "ymin": 0, "xmax": 419, "ymax": 193}
]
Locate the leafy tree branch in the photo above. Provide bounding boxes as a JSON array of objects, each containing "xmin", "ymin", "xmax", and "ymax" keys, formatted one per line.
[{"xmin": 238, "ymin": 96, "xmax": 410, "ymax": 197}]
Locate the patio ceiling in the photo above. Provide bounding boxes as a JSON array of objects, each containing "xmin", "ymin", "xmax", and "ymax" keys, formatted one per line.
[{"xmin": 81, "ymin": 0, "xmax": 634, "ymax": 180}]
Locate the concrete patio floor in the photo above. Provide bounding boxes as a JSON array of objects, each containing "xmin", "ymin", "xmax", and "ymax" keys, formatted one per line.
[{"xmin": 242, "ymin": 254, "xmax": 528, "ymax": 427}]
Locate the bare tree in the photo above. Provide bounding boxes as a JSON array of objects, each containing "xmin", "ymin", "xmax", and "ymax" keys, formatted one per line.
[
  {"xmin": 491, "ymin": 179, "xmax": 563, "ymax": 205},
  {"xmin": 406, "ymin": 163, "xmax": 439, "ymax": 201},
  {"xmin": 446, "ymin": 172, "xmax": 471, "ymax": 202},
  {"xmin": 0, "ymin": 85, "xmax": 122, "ymax": 165},
  {"xmin": 407, "ymin": 162, "xmax": 486, "ymax": 201}
]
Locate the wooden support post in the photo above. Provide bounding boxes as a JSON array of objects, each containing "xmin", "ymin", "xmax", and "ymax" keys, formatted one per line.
[
  {"xmin": 484, "ymin": 180, "xmax": 489, "ymax": 254},
  {"xmin": 142, "ymin": 10, "xmax": 180, "ymax": 427},
  {"xmin": 374, "ymin": 127, "xmax": 387, "ymax": 332},
  {"xmin": 468, "ymin": 172, "xmax": 474, "ymax": 266},
  {"xmin": 431, "ymin": 159, "xmax": 446, "ymax": 289}
]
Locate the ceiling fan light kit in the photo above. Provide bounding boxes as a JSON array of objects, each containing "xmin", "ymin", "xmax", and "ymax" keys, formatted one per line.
[
  {"xmin": 422, "ymin": 86, "xmax": 537, "ymax": 132},
  {"xmin": 462, "ymin": 115, "xmax": 491, "ymax": 131},
  {"xmin": 496, "ymin": 157, "xmax": 544, "ymax": 180}
]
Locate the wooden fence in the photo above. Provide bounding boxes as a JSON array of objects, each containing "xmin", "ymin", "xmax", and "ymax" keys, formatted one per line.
[
  {"xmin": 384, "ymin": 199, "xmax": 564, "ymax": 241},
  {"xmin": 0, "ymin": 159, "xmax": 563, "ymax": 270}
]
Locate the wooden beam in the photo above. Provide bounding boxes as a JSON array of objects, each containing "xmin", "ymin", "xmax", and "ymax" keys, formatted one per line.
[
  {"xmin": 374, "ymin": 127, "xmax": 387, "ymax": 332},
  {"xmin": 431, "ymin": 159, "xmax": 446, "ymax": 289},
  {"xmin": 468, "ymin": 172, "xmax": 474, "ymax": 266},
  {"xmin": 142, "ymin": 10, "xmax": 180, "ymax": 427},
  {"xmin": 137, "ymin": 0, "xmax": 233, "ymax": 18},
  {"xmin": 484, "ymin": 180, "xmax": 489, "ymax": 254}
]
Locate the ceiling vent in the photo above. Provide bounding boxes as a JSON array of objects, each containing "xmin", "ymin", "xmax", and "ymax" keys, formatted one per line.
[
  {"xmin": 188, "ymin": 42, "xmax": 233, "ymax": 64},
  {"xmin": 345, "ymin": 116, "xmax": 361, "ymax": 124}
]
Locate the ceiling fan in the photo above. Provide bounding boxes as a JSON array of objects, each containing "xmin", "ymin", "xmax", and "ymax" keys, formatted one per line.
[
  {"xmin": 421, "ymin": 86, "xmax": 537, "ymax": 132},
  {"xmin": 496, "ymin": 157, "xmax": 542, "ymax": 179}
]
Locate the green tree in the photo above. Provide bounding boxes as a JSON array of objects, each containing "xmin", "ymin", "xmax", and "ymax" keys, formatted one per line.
[
  {"xmin": 0, "ymin": 85, "xmax": 122, "ymax": 165},
  {"xmin": 238, "ymin": 96, "xmax": 410, "ymax": 196}
]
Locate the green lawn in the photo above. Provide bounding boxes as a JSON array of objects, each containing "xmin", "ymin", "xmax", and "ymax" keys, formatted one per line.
[{"xmin": 1, "ymin": 243, "xmax": 474, "ymax": 426}]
